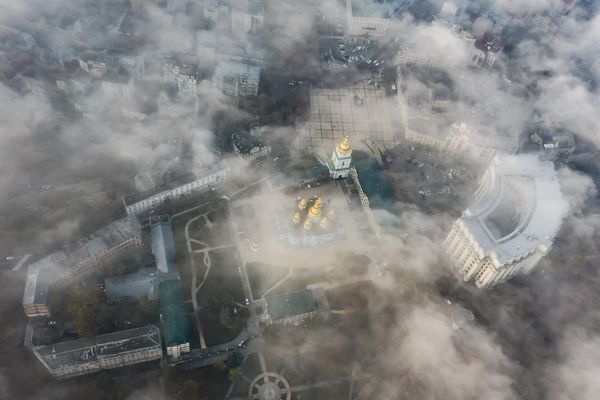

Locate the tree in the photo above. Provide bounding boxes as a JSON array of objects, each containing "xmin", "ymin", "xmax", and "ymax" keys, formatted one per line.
[
  {"xmin": 67, "ymin": 288, "xmax": 110, "ymax": 336},
  {"xmin": 138, "ymin": 296, "xmax": 158, "ymax": 316},
  {"xmin": 176, "ymin": 380, "xmax": 199, "ymax": 400},
  {"xmin": 213, "ymin": 361, "xmax": 227, "ymax": 373},
  {"xmin": 227, "ymin": 367, "xmax": 240, "ymax": 383}
]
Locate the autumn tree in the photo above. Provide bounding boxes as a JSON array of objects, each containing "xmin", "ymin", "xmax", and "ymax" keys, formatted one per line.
[{"xmin": 67, "ymin": 288, "xmax": 109, "ymax": 336}]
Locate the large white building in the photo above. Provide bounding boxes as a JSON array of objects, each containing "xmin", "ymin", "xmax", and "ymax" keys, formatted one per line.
[{"xmin": 444, "ymin": 155, "xmax": 568, "ymax": 288}]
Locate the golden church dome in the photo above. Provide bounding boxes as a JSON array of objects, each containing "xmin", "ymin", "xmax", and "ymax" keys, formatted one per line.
[
  {"xmin": 337, "ymin": 135, "xmax": 351, "ymax": 154},
  {"xmin": 293, "ymin": 212, "xmax": 301, "ymax": 224},
  {"xmin": 303, "ymin": 218, "xmax": 312, "ymax": 231},
  {"xmin": 314, "ymin": 196, "xmax": 324, "ymax": 209},
  {"xmin": 320, "ymin": 217, "xmax": 329, "ymax": 229},
  {"xmin": 298, "ymin": 198, "xmax": 308, "ymax": 210},
  {"xmin": 327, "ymin": 209, "xmax": 335, "ymax": 220},
  {"xmin": 308, "ymin": 205, "xmax": 322, "ymax": 219}
]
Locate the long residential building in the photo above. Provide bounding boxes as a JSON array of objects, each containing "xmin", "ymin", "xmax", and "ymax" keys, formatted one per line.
[
  {"xmin": 23, "ymin": 217, "xmax": 142, "ymax": 317},
  {"xmin": 151, "ymin": 219, "xmax": 190, "ymax": 362},
  {"xmin": 443, "ymin": 155, "xmax": 568, "ymax": 288},
  {"xmin": 32, "ymin": 325, "xmax": 162, "ymax": 380},
  {"xmin": 124, "ymin": 162, "xmax": 230, "ymax": 216}
]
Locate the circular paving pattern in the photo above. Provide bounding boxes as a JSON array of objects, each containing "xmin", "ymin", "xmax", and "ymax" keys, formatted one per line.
[{"xmin": 248, "ymin": 372, "xmax": 291, "ymax": 400}]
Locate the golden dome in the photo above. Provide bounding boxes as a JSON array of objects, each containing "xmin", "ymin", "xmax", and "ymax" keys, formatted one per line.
[
  {"xmin": 320, "ymin": 217, "xmax": 329, "ymax": 229},
  {"xmin": 308, "ymin": 205, "xmax": 322, "ymax": 218},
  {"xmin": 293, "ymin": 212, "xmax": 301, "ymax": 224},
  {"xmin": 314, "ymin": 196, "xmax": 324, "ymax": 209},
  {"xmin": 308, "ymin": 206, "xmax": 321, "ymax": 222},
  {"xmin": 298, "ymin": 198, "xmax": 308, "ymax": 210},
  {"xmin": 327, "ymin": 209, "xmax": 335, "ymax": 220},
  {"xmin": 337, "ymin": 135, "xmax": 351, "ymax": 154},
  {"xmin": 303, "ymin": 218, "xmax": 312, "ymax": 231}
]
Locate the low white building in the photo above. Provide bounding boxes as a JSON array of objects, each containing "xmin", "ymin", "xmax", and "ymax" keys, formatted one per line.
[
  {"xmin": 231, "ymin": 130, "xmax": 271, "ymax": 159},
  {"xmin": 444, "ymin": 155, "xmax": 568, "ymax": 288}
]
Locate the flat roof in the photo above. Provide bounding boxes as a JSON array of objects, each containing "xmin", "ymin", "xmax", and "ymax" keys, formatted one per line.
[
  {"xmin": 151, "ymin": 221, "xmax": 176, "ymax": 274},
  {"xmin": 35, "ymin": 325, "xmax": 161, "ymax": 369}
]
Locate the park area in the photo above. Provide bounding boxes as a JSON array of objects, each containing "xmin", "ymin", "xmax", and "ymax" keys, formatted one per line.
[{"xmin": 172, "ymin": 200, "xmax": 248, "ymax": 348}]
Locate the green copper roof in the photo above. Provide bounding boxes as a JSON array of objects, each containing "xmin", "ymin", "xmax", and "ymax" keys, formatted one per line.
[{"xmin": 159, "ymin": 280, "xmax": 190, "ymax": 346}]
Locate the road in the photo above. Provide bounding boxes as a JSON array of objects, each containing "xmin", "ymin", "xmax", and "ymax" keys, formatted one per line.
[{"xmin": 178, "ymin": 332, "xmax": 263, "ymax": 370}]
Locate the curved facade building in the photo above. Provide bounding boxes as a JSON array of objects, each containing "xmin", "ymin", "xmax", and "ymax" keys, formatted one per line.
[{"xmin": 444, "ymin": 155, "xmax": 568, "ymax": 288}]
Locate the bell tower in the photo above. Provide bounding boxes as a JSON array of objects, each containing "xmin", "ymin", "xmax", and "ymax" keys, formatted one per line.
[{"xmin": 329, "ymin": 135, "xmax": 352, "ymax": 179}]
